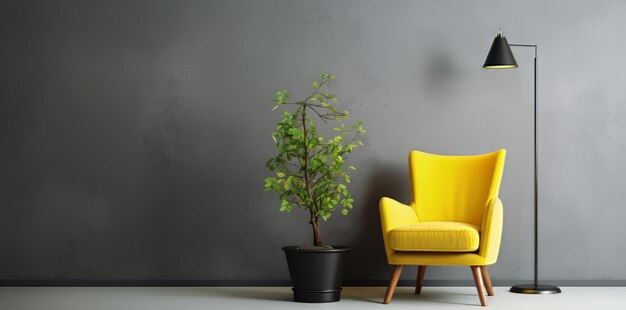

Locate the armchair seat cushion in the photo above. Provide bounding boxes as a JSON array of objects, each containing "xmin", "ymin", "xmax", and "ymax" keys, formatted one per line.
[{"xmin": 389, "ymin": 221, "xmax": 480, "ymax": 252}]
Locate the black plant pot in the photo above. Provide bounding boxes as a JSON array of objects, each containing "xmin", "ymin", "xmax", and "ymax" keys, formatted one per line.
[{"xmin": 282, "ymin": 246, "xmax": 351, "ymax": 303}]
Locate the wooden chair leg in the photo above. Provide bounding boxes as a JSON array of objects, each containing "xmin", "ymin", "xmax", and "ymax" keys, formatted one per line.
[
  {"xmin": 470, "ymin": 266, "xmax": 488, "ymax": 306},
  {"xmin": 383, "ymin": 265, "xmax": 403, "ymax": 304},
  {"xmin": 481, "ymin": 266, "xmax": 494, "ymax": 296},
  {"xmin": 415, "ymin": 265, "xmax": 427, "ymax": 294}
]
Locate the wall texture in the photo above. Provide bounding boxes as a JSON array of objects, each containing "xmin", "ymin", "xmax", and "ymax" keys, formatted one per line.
[{"xmin": 1, "ymin": 0, "xmax": 626, "ymax": 284}]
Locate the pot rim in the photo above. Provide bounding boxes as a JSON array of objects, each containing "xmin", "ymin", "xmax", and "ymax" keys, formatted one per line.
[{"xmin": 282, "ymin": 245, "xmax": 351, "ymax": 253}]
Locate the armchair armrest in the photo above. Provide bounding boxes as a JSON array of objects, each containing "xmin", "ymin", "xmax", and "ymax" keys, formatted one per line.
[
  {"xmin": 379, "ymin": 197, "xmax": 419, "ymax": 257},
  {"xmin": 478, "ymin": 198, "xmax": 504, "ymax": 264}
]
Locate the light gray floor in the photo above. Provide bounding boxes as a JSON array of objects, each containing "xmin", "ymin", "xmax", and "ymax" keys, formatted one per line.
[{"xmin": 1, "ymin": 286, "xmax": 625, "ymax": 310}]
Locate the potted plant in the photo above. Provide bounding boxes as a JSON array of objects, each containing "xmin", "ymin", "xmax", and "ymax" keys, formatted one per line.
[{"xmin": 264, "ymin": 73, "xmax": 366, "ymax": 303}]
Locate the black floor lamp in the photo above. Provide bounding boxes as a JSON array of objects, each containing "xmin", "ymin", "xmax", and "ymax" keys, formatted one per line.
[{"xmin": 483, "ymin": 29, "xmax": 562, "ymax": 295}]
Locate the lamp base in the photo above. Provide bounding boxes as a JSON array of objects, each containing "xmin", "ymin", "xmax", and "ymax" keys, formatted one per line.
[{"xmin": 510, "ymin": 284, "xmax": 561, "ymax": 294}]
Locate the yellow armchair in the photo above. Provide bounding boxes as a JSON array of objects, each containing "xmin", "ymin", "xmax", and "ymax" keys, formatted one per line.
[{"xmin": 380, "ymin": 149, "xmax": 506, "ymax": 306}]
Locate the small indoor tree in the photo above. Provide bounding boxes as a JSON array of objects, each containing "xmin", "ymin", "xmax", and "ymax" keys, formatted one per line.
[{"xmin": 264, "ymin": 74, "xmax": 366, "ymax": 247}]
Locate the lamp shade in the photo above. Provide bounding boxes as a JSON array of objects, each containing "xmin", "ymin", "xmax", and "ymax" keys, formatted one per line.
[{"xmin": 483, "ymin": 32, "xmax": 518, "ymax": 69}]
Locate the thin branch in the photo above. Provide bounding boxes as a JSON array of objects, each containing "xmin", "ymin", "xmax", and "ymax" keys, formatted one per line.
[{"xmin": 307, "ymin": 106, "xmax": 327, "ymax": 122}]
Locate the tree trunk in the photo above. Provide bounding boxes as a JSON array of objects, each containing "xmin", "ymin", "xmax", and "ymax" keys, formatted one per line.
[{"xmin": 311, "ymin": 217, "xmax": 322, "ymax": 246}]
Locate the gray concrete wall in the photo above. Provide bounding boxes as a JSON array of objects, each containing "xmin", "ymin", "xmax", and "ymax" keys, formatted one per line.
[{"xmin": 1, "ymin": 0, "xmax": 625, "ymax": 284}]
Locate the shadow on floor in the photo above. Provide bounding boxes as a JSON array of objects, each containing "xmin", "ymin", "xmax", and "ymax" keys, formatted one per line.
[
  {"xmin": 342, "ymin": 287, "xmax": 479, "ymax": 306},
  {"xmin": 156, "ymin": 286, "xmax": 481, "ymax": 306},
  {"xmin": 210, "ymin": 288, "xmax": 292, "ymax": 302},
  {"xmin": 129, "ymin": 287, "xmax": 292, "ymax": 302}
]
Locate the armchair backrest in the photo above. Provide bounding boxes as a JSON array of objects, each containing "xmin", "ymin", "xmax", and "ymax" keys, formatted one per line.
[{"xmin": 409, "ymin": 149, "xmax": 506, "ymax": 227}]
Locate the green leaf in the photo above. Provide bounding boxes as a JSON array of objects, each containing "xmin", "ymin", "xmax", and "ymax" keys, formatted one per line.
[
  {"xmin": 276, "ymin": 172, "xmax": 286, "ymax": 177},
  {"xmin": 281, "ymin": 200, "xmax": 292, "ymax": 212},
  {"xmin": 341, "ymin": 209, "xmax": 348, "ymax": 215}
]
